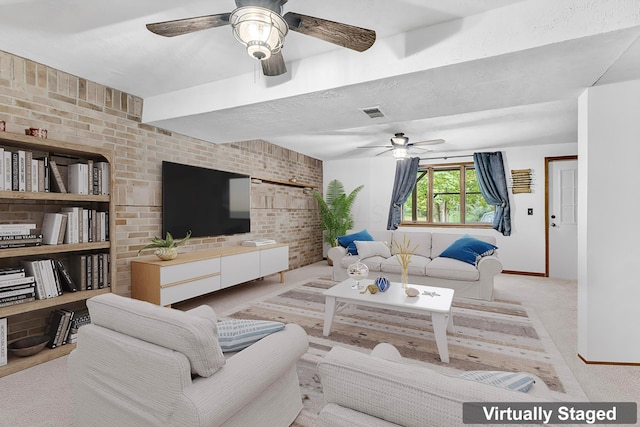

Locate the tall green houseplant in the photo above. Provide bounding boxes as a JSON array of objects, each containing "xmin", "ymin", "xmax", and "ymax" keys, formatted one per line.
[{"xmin": 311, "ymin": 179, "xmax": 364, "ymax": 248}]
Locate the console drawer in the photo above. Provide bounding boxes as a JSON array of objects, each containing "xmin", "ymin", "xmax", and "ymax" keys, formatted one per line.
[
  {"xmin": 160, "ymin": 273, "xmax": 221, "ymax": 306},
  {"xmin": 160, "ymin": 258, "xmax": 220, "ymax": 285}
]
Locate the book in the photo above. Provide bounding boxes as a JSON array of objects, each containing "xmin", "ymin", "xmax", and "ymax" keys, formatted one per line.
[
  {"xmin": 0, "ymin": 240, "xmax": 42, "ymax": 249},
  {"xmin": 0, "ymin": 267, "xmax": 26, "ymax": 280},
  {"xmin": 0, "ymin": 318, "xmax": 6, "ymax": 367},
  {"xmin": 57, "ymin": 214, "xmax": 68, "ymax": 245},
  {"xmin": 54, "ymin": 259, "xmax": 77, "ymax": 292},
  {"xmin": 25, "ymin": 151, "xmax": 32, "ymax": 192},
  {"xmin": 42, "ymin": 213, "xmax": 65, "ymax": 245},
  {"xmin": 0, "ymin": 233, "xmax": 42, "ymax": 241},
  {"xmin": 70, "ymin": 255, "xmax": 87, "ymax": 291},
  {"xmin": 45, "ymin": 310, "xmax": 66, "ymax": 349},
  {"xmin": 21, "ymin": 260, "xmax": 47, "ymax": 300},
  {"xmin": 67, "ymin": 163, "xmax": 88, "ymax": 195},
  {"xmin": 11, "ymin": 151, "xmax": 18, "ymax": 191},
  {"xmin": 95, "ymin": 162, "xmax": 110, "ymax": 195},
  {"xmin": 18, "ymin": 150, "xmax": 26, "ymax": 191},
  {"xmin": 42, "ymin": 156, "xmax": 49, "ymax": 192},
  {"xmin": 31, "ymin": 158, "xmax": 38, "ymax": 192},
  {"xmin": 61, "ymin": 207, "xmax": 80, "ymax": 244},
  {"xmin": 3, "ymin": 151, "xmax": 11, "ymax": 193},
  {"xmin": 37, "ymin": 158, "xmax": 46, "ymax": 192},
  {"xmin": 56, "ymin": 309, "xmax": 73, "ymax": 347},
  {"xmin": 49, "ymin": 160, "xmax": 67, "ymax": 193}
]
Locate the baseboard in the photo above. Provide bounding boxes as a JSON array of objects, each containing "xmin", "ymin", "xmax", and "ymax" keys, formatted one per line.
[
  {"xmin": 578, "ymin": 353, "xmax": 640, "ymax": 366},
  {"xmin": 501, "ymin": 270, "xmax": 546, "ymax": 277}
]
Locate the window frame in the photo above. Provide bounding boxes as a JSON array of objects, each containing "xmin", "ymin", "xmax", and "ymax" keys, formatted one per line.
[{"xmin": 401, "ymin": 161, "xmax": 493, "ymax": 228}]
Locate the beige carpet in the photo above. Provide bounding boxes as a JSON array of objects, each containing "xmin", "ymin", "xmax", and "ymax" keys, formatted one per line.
[{"xmin": 225, "ymin": 277, "xmax": 587, "ymax": 424}]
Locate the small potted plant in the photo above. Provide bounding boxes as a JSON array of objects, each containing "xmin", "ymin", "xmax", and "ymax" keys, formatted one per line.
[{"xmin": 138, "ymin": 231, "xmax": 191, "ymax": 260}]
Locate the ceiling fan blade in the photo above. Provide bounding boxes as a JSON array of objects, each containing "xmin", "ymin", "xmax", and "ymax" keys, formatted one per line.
[
  {"xmin": 410, "ymin": 139, "xmax": 445, "ymax": 147},
  {"xmin": 283, "ymin": 12, "xmax": 376, "ymax": 52},
  {"xmin": 357, "ymin": 145, "xmax": 393, "ymax": 149},
  {"xmin": 261, "ymin": 51, "xmax": 287, "ymax": 76},
  {"xmin": 375, "ymin": 148, "xmax": 394, "ymax": 156},
  {"xmin": 146, "ymin": 13, "xmax": 231, "ymax": 37}
]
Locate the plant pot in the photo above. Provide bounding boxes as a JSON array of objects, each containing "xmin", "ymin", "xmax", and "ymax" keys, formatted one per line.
[{"xmin": 155, "ymin": 247, "xmax": 178, "ymax": 261}]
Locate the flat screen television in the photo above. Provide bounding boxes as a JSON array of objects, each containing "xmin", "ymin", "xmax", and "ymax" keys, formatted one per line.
[{"xmin": 162, "ymin": 161, "xmax": 251, "ymax": 238}]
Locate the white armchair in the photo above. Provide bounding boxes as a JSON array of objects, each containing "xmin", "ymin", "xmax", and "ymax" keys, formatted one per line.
[
  {"xmin": 317, "ymin": 344, "xmax": 565, "ymax": 427},
  {"xmin": 68, "ymin": 293, "xmax": 309, "ymax": 427}
]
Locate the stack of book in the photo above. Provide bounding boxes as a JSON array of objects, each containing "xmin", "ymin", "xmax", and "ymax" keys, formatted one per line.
[
  {"xmin": 0, "ymin": 267, "xmax": 36, "ymax": 308},
  {"xmin": 0, "ymin": 224, "xmax": 42, "ymax": 249},
  {"xmin": 59, "ymin": 207, "xmax": 109, "ymax": 244},
  {"xmin": 66, "ymin": 309, "xmax": 90, "ymax": 344},
  {"xmin": 0, "ymin": 148, "xmax": 49, "ymax": 193},
  {"xmin": 44, "ymin": 308, "xmax": 91, "ymax": 348},
  {"xmin": 21, "ymin": 259, "xmax": 77, "ymax": 300},
  {"xmin": 69, "ymin": 253, "xmax": 110, "ymax": 291}
]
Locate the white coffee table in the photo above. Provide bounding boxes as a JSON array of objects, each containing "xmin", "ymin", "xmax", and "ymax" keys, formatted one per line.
[{"xmin": 323, "ymin": 279, "xmax": 455, "ymax": 363}]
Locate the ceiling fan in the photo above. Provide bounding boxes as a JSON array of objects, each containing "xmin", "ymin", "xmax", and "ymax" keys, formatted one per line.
[
  {"xmin": 358, "ymin": 133, "xmax": 445, "ymax": 159},
  {"xmin": 146, "ymin": 0, "xmax": 376, "ymax": 77}
]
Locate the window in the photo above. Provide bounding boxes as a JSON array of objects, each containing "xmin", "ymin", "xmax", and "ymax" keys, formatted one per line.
[{"xmin": 402, "ymin": 162, "xmax": 494, "ymax": 226}]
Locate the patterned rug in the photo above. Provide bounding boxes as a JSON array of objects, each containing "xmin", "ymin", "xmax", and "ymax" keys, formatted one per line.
[{"xmin": 225, "ymin": 278, "xmax": 585, "ymax": 425}]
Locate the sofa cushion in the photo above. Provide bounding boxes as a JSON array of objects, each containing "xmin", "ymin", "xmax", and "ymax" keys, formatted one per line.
[
  {"xmin": 217, "ymin": 319, "xmax": 285, "ymax": 352},
  {"xmin": 439, "ymin": 235, "xmax": 498, "ymax": 265},
  {"xmin": 460, "ymin": 371, "xmax": 536, "ymax": 393},
  {"xmin": 390, "ymin": 231, "xmax": 432, "ymax": 258},
  {"xmin": 355, "ymin": 240, "xmax": 391, "ymax": 259},
  {"xmin": 426, "ymin": 257, "xmax": 480, "ymax": 281},
  {"xmin": 87, "ymin": 293, "xmax": 226, "ymax": 378},
  {"xmin": 381, "ymin": 255, "xmax": 430, "ymax": 275},
  {"xmin": 337, "ymin": 229, "xmax": 374, "ymax": 255}
]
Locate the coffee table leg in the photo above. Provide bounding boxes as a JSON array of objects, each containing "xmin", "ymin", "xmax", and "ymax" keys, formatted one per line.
[
  {"xmin": 447, "ymin": 310, "xmax": 454, "ymax": 333},
  {"xmin": 431, "ymin": 313, "xmax": 450, "ymax": 363},
  {"xmin": 323, "ymin": 296, "xmax": 337, "ymax": 336}
]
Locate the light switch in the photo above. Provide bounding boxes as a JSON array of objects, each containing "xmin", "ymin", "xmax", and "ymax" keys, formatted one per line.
[{"xmin": 527, "ymin": 208, "xmax": 533, "ymax": 215}]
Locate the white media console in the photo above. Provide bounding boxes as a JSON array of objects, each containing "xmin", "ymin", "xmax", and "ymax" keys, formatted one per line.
[{"xmin": 131, "ymin": 243, "xmax": 289, "ymax": 306}]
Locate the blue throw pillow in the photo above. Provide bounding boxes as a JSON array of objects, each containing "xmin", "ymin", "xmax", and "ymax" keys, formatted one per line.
[
  {"xmin": 337, "ymin": 229, "xmax": 374, "ymax": 255},
  {"xmin": 439, "ymin": 235, "xmax": 498, "ymax": 265},
  {"xmin": 217, "ymin": 319, "xmax": 285, "ymax": 352}
]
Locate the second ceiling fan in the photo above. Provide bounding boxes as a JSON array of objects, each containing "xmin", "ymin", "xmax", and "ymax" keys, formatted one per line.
[{"xmin": 146, "ymin": 0, "xmax": 376, "ymax": 77}]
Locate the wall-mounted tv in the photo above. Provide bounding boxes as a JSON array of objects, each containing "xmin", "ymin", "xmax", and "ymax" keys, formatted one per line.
[{"xmin": 162, "ymin": 161, "xmax": 251, "ymax": 238}]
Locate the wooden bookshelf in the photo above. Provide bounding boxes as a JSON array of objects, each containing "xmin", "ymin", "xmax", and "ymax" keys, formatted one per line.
[{"xmin": 0, "ymin": 132, "xmax": 114, "ymax": 377}]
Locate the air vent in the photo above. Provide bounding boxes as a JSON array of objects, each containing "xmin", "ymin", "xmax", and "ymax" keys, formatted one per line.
[{"xmin": 360, "ymin": 106, "xmax": 385, "ymax": 118}]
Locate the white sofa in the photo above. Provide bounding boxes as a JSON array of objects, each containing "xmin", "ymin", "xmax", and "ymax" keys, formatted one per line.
[
  {"xmin": 327, "ymin": 230, "xmax": 502, "ymax": 301},
  {"xmin": 317, "ymin": 344, "xmax": 565, "ymax": 427},
  {"xmin": 68, "ymin": 293, "xmax": 309, "ymax": 427}
]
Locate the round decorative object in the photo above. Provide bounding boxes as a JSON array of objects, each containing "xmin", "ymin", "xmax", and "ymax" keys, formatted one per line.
[
  {"xmin": 8, "ymin": 335, "xmax": 49, "ymax": 357},
  {"xmin": 360, "ymin": 284, "xmax": 378, "ymax": 295},
  {"xmin": 374, "ymin": 276, "xmax": 391, "ymax": 292},
  {"xmin": 347, "ymin": 259, "xmax": 369, "ymax": 290},
  {"xmin": 155, "ymin": 247, "xmax": 178, "ymax": 261},
  {"xmin": 405, "ymin": 287, "xmax": 420, "ymax": 297}
]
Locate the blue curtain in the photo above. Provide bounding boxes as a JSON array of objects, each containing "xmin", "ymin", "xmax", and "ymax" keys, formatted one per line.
[
  {"xmin": 387, "ymin": 157, "xmax": 420, "ymax": 230},
  {"xmin": 473, "ymin": 152, "xmax": 511, "ymax": 236}
]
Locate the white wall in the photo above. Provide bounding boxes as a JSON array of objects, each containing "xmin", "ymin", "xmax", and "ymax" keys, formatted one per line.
[
  {"xmin": 324, "ymin": 143, "xmax": 577, "ymax": 273},
  {"xmin": 577, "ymin": 79, "xmax": 640, "ymax": 363}
]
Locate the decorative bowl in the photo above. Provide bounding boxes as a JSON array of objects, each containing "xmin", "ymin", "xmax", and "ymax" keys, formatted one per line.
[{"xmin": 8, "ymin": 335, "xmax": 50, "ymax": 357}]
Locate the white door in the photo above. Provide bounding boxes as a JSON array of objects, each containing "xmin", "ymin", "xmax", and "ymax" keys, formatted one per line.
[{"xmin": 548, "ymin": 159, "xmax": 578, "ymax": 280}]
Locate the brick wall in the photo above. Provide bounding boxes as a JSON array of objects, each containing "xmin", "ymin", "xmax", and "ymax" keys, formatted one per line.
[{"xmin": 0, "ymin": 50, "xmax": 323, "ymax": 339}]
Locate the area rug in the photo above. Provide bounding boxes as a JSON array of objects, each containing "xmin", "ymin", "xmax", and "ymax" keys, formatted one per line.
[{"xmin": 224, "ymin": 278, "xmax": 585, "ymax": 425}]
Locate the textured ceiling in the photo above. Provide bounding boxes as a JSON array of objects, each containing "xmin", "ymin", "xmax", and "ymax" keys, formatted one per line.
[{"xmin": 0, "ymin": 0, "xmax": 639, "ymax": 160}]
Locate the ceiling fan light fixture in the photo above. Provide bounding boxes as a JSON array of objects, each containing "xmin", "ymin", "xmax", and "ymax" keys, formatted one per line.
[
  {"xmin": 392, "ymin": 147, "xmax": 408, "ymax": 159},
  {"xmin": 390, "ymin": 133, "xmax": 408, "ymax": 146},
  {"xmin": 230, "ymin": 6, "xmax": 288, "ymax": 60}
]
